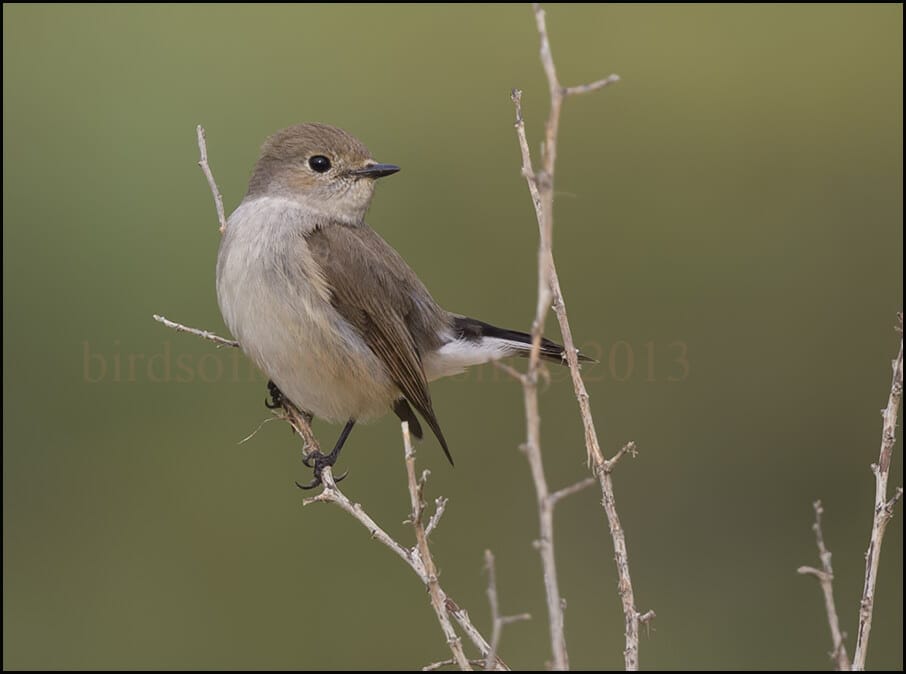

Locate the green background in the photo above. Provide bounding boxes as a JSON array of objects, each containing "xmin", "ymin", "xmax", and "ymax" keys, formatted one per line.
[{"xmin": 3, "ymin": 4, "xmax": 902, "ymax": 670}]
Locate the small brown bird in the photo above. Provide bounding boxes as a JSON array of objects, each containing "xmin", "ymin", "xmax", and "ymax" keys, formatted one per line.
[{"xmin": 216, "ymin": 123, "xmax": 588, "ymax": 486}]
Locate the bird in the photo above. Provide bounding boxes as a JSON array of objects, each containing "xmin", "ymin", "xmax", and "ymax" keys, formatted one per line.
[{"xmin": 216, "ymin": 123, "xmax": 590, "ymax": 487}]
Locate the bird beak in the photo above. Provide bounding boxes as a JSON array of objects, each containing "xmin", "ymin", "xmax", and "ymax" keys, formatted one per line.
[{"xmin": 350, "ymin": 163, "xmax": 400, "ymax": 179}]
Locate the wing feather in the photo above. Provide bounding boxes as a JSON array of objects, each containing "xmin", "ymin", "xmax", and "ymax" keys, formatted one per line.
[{"xmin": 306, "ymin": 224, "xmax": 453, "ymax": 464}]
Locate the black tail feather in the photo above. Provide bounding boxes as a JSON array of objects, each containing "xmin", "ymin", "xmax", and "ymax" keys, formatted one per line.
[{"xmin": 453, "ymin": 316, "xmax": 595, "ymax": 364}]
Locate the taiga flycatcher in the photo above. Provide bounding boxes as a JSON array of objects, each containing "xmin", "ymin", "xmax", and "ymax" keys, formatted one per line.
[{"xmin": 216, "ymin": 123, "xmax": 589, "ymax": 487}]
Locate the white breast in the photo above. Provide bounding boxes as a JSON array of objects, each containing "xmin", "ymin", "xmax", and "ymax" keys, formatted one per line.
[{"xmin": 216, "ymin": 197, "xmax": 397, "ymax": 422}]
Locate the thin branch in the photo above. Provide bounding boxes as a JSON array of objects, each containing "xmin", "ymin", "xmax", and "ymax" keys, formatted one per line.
[
  {"xmin": 603, "ymin": 441, "xmax": 638, "ymax": 473},
  {"xmin": 444, "ymin": 599, "xmax": 507, "ymax": 671},
  {"xmin": 483, "ymin": 551, "xmax": 503, "ymax": 672},
  {"xmin": 196, "ymin": 125, "xmax": 227, "ymax": 234},
  {"xmin": 598, "ymin": 442, "xmax": 652, "ymax": 670},
  {"xmin": 423, "ymin": 659, "xmax": 489, "ymax": 672},
  {"xmin": 426, "ymin": 497, "xmax": 449, "ymax": 538},
  {"xmin": 527, "ymin": 2, "xmax": 607, "ymax": 476},
  {"xmin": 509, "ymin": 85, "xmax": 569, "ymax": 672},
  {"xmin": 852, "ymin": 313, "xmax": 904, "ymax": 671},
  {"xmin": 797, "ymin": 500, "xmax": 850, "ymax": 670},
  {"xmin": 300, "ymin": 424, "xmax": 507, "ymax": 670},
  {"xmin": 403, "ymin": 423, "xmax": 472, "ymax": 671},
  {"xmin": 152, "ymin": 314, "xmax": 239, "ymax": 348},
  {"xmin": 302, "ymin": 464, "xmax": 419, "ymax": 566},
  {"xmin": 483, "ymin": 550, "xmax": 532, "ymax": 670},
  {"xmin": 492, "ymin": 360, "xmax": 527, "ymax": 384},
  {"xmin": 549, "ymin": 477, "xmax": 597, "ymax": 507},
  {"xmin": 512, "ymin": 5, "xmax": 652, "ymax": 669},
  {"xmin": 563, "ymin": 75, "xmax": 621, "ymax": 97}
]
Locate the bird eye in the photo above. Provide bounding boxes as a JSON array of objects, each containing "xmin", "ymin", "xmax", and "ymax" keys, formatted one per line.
[{"xmin": 308, "ymin": 155, "xmax": 332, "ymax": 173}]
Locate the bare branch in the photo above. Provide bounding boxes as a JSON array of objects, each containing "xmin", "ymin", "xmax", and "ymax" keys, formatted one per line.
[
  {"xmin": 404, "ymin": 424, "xmax": 472, "ymax": 671},
  {"xmin": 152, "ymin": 314, "xmax": 239, "ymax": 348},
  {"xmin": 797, "ymin": 500, "xmax": 850, "ymax": 670},
  {"xmin": 423, "ymin": 659, "xmax": 489, "ymax": 672},
  {"xmin": 509, "ymin": 84, "xmax": 570, "ymax": 671},
  {"xmin": 563, "ymin": 75, "xmax": 621, "ymax": 97},
  {"xmin": 598, "ymin": 441, "xmax": 649, "ymax": 670},
  {"xmin": 483, "ymin": 550, "xmax": 532, "ymax": 670},
  {"xmin": 603, "ymin": 441, "xmax": 638, "ymax": 473},
  {"xmin": 302, "ymin": 464, "xmax": 420, "ymax": 567},
  {"xmin": 514, "ymin": 5, "xmax": 650, "ymax": 670},
  {"xmin": 443, "ymin": 599, "xmax": 507, "ymax": 671},
  {"xmin": 426, "ymin": 497, "xmax": 449, "ymax": 538},
  {"xmin": 196, "ymin": 125, "xmax": 227, "ymax": 234},
  {"xmin": 300, "ymin": 424, "xmax": 508, "ymax": 670},
  {"xmin": 852, "ymin": 313, "xmax": 904, "ymax": 670},
  {"xmin": 492, "ymin": 360, "xmax": 527, "ymax": 384},
  {"xmin": 549, "ymin": 477, "xmax": 596, "ymax": 506},
  {"xmin": 483, "ymin": 550, "xmax": 504, "ymax": 671}
]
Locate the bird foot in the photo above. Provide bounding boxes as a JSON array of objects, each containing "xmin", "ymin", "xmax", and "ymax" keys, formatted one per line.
[{"xmin": 297, "ymin": 449, "xmax": 348, "ymax": 490}]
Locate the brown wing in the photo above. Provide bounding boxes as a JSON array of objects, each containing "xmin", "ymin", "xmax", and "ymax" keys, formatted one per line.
[{"xmin": 305, "ymin": 223, "xmax": 453, "ymax": 464}]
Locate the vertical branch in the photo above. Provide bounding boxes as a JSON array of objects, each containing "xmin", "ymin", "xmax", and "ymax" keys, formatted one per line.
[
  {"xmin": 512, "ymin": 5, "xmax": 653, "ymax": 670},
  {"xmin": 797, "ymin": 500, "xmax": 851, "ymax": 670},
  {"xmin": 851, "ymin": 314, "xmax": 904, "ymax": 671},
  {"xmin": 483, "ymin": 550, "xmax": 532, "ymax": 671},
  {"xmin": 511, "ymin": 92, "xmax": 570, "ymax": 670}
]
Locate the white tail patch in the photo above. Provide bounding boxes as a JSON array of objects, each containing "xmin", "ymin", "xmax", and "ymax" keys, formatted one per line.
[{"xmin": 423, "ymin": 337, "xmax": 525, "ymax": 382}]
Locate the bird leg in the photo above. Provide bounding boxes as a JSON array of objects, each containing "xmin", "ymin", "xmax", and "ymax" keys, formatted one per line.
[{"xmin": 297, "ymin": 419, "xmax": 356, "ymax": 490}]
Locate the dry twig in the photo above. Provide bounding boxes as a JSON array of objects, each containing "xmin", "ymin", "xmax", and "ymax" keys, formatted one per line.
[
  {"xmin": 423, "ymin": 659, "xmax": 489, "ymax": 672},
  {"xmin": 510, "ymin": 4, "xmax": 651, "ymax": 669},
  {"xmin": 797, "ymin": 501, "xmax": 850, "ymax": 670},
  {"xmin": 297, "ymin": 422, "xmax": 507, "ymax": 669},
  {"xmin": 196, "ymin": 125, "xmax": 227, "ymax": 234},
  {"xmin": 799, "ymin": 314, "xmax": 903, "ymax": 670},
  {"xmin": 295, "ymin": 419, "xmax": 507, "ymax": 670},
  {"xmin": 483, "ymin": 550, "xmax": 532, "ymax": 670},
  {"xmin": 151, "ymin": 314, "xmax": 238, "ymax": 348},
  {"xmin": 403, "ymin": 424, "xmax": 471, "ymax": 670},
  {"xmin": 851, "ymin": 314, "xmax": 904, "ymax": 671}
]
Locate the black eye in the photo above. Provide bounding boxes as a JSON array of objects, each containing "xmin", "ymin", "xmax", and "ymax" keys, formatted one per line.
[{"xmin": 308, "ymin": 155, "xmax": 331, "ymax": 173}]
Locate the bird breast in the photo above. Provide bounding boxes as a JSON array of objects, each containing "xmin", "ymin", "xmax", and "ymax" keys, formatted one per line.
[{"xmin": 216, "ymin": 196, "xmax": 397, "ymax": 422}]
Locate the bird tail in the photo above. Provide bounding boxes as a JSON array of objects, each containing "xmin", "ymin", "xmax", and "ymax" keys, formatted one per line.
[{"xmin": 452, "ymin": 316, "xmax": 595, "ymax": 365}]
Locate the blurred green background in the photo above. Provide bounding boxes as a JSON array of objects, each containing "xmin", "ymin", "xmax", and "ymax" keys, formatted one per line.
[{"xmin": 3, "ymin": 4, "xmax": 902, "ymax": 670}]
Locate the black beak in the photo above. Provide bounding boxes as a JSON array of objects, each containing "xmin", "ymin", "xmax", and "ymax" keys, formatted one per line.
[{"xmin": 350, "ymin": 163, "xmax": 400, "ymax": 179}]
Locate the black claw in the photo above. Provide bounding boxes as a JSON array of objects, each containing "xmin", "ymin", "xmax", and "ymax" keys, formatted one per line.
[
  {"xmin": 296, "ymin": 419, "xmax": 356, "ymax": 491},
  {"xmin": 295, "ymin": 467, "xmax": 349, "ymax": 491},
  {"xmin": 297, "ymin": 450, "xmax": 345, "ymax": 490}
]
